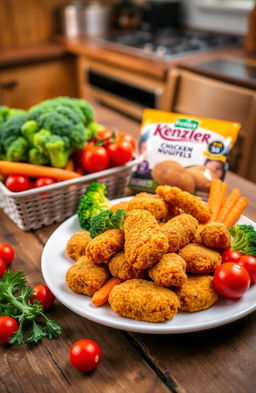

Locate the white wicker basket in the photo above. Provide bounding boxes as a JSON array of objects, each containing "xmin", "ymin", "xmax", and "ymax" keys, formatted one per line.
[{"xmin": 0, "ymin": 157, "xmax": 140, "ymax": 231}]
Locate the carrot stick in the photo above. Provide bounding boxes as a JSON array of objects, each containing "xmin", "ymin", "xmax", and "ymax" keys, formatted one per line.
[
  {"xmin": 0, "ymin": 161, "xmax": 81, "ymax": 181},
  {"xmin": 210, "ymin": 182, "xmax": 227, "ymax": 222},
  {"xmin": 92, "ymin": 278, "xmax": 122, "ymax": 307},
  {"xmin": 65, "ymin": 158, "xmax": 75, "ymax": 172},
  {"xmin": 216, "ymin": 188, "xmax": 241, "ymax": 223},
  {"xmin": 208, "ymin": 179, "xmax": 222, "ymax": 213},
  {"xmin": 222, "ymin": 197, "xmax": 249, "ymax": 228}
]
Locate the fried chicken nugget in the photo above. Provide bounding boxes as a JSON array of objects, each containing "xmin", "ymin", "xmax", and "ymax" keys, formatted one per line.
[
  {"xmin": 200, "ymin": 222, "xmax": 231, "ymax": 250},
  {"xmin": 149, "ymin": 253, "xmax": 187, "ymax": 287},
  {"xmin": 124, "ymin": 210, "xmax": 169, "ymax": 269},
  {"xmin": 66, "ymin": 256, "xmax": 109, "ymax": 296},
  {"xmin": 174, "ymin": 275, "xmax": 218, "ymax": 312},
  {"xmin": 179, "ymin": 243, "xmax": 221, "ymax": 274},
  {"xmin": 111, "ymin": 201, "xmax": 129, "ymax": 213},
  {"xmin": 66, "ymin": 230, "xmax": 91, "ymax": 261},
  {"xmin": 86, "ymin": 229, "xmax": 124, "ymax": 264},
  {"xmin": 156, "ymin": 185, "xmax": 211, "ymax": 223},
  {"xmin": 127, "ymin": 193, "xmax": 168, "ymax": 220},
  {"xmin": 109, "ymin": 279, "xmax": 180, "ymax": 322},
  {"xmin": 109, "ymin": 251, "xmax": 147, "ymax": 281},
  {"xmin": 161, "ymin": 213, "xmax": 198, "ymax": 252}
]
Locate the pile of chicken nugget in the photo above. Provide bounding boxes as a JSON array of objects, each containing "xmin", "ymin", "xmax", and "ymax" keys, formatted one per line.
[{"xmin": 65, "ymin": 185, "xmax": 231, "ymax": 323}]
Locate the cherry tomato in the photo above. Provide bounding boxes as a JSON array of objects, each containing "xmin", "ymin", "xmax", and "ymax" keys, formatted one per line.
[
  {"xmin": 96, "ymin": 129, "xmax": 114, "ymax": 144},
  {"xmin": 5, "ymin": 175, "xmax": 30, "ymax": 192},
  {"xmin": 116, "ymin": 132, "xmax": 136, "ymax": 151},
  {"xmin": 70, "ymin": 339, "xmax": 101, "ymax": 372},
  {"xmin": 30, "ymin": 285, "xmax": 55, "ymax": 310},
  {"xmin": 0, "ymin": 244, "xmax": 15, "ymax": 265},
  {"xmin": 0, "ymin": 316, "xmax": 19, "ymax": 344},
  {"xmin": 80, "ymin": 145, "xmax": 109, "ymax": 173},
  {"xmin": 222, "ymin": 250, "xmax": 241, "ymax": 263},
  {"xmin": 237, "ymin": 255, "xmax": 256, "ymax": 284},
  {"xmin": 107, "ymin": 140, "xmax": 133, "ymax": 167},
  {"xmin": 213, "ymin": 262, "xmax": 250, "ymax": 299},
  {"xmin": 0, "ymin": 258, "xmax": 6, "ymax": 278},
  {"xmin": 33, "ymin": 177, "xmax": 56, "ymax": 188}
]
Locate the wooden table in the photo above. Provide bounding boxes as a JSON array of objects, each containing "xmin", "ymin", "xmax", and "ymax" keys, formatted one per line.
[{"xmin": 1, "ymin": 104, "xmax": 256, "ymax": 393}]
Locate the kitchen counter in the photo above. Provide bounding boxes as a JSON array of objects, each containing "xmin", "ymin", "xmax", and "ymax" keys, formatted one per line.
[{"xmin": 1, "ymin": 103, "xmax": 256, "ymax": 393}]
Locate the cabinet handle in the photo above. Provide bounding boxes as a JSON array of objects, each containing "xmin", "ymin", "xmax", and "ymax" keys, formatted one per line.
[{"xmin": 0, "ymin": 80, "xmax": 18, "ymax": 89}]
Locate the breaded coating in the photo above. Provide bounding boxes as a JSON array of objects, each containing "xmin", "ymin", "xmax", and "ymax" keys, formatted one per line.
[
  {"xmin": 124, "ymin": 209, "xmax": 169, "ymax": 269},
  {"xmin": 109, "ymin": 251, "xmax": 147, "ymax": 281},
  {"xmin": 127, "ymin": 194, "xmax": 168, "ymax": 220},
  {"xmin": 66, "ymin": 230, "xmax": 91, "ymax": 261},
  {"xmin": 109, "ymin": 279, "xmax": 180, "ymax": 322},
  {"xmin": 200, "ymin": 222, "xmax": 231, "ymax": 250},
  {"xmin": 179, "ymin": 243, "xmax": 221, "ymax": 274},
  {"xmin": 66, "ymin": 256, "xmax": 109, "ymax": 296},
  {"xmin": 111, "ymin": 201, "xmax": 129, "ymax": 213},
  {"xmin": 161, "ymin": 213, "xmax": 198, "ymax": 252},
  {"xmin": 174, "ymin": 275, "xmax": 218, "ymax": 312},
  {"xmin": 149, "ymin": 253, "xmax": 187, "ymax": 287},
  {"xmin": 156, "ymin": 185, "xmax": 211, "ymax": 223},
  {"xmin": 193, "ymin": 224, "xmax": 206, "ymax": 244},
  {"xmin": 86, "ymin": 229, "xmax": 124, "ymax": 264}
]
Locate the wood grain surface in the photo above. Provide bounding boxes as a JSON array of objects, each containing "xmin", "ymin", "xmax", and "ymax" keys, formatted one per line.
[{"xmin": 1, "ymin": 103, "xmax": 256, "ymax": 393}]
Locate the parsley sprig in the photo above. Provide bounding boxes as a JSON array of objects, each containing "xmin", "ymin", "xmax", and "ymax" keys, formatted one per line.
[{"xmin": 0, "ymin": 271, "xmax": 61, "ymax": 345}]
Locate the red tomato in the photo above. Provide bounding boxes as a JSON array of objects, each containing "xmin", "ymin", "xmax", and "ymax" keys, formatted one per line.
[
  {"xmin": 70, "ymin": 339, "xmax": 101, "ymax": 372},
  {"xmin": 0, "ymin": 316, "xmax": 19, "ymax": 344},
  {"xmin": 213, "ymin": 262, "xmax": 250, "ymax": 299},
  {"xmin": 222, "ymin": 250, "xmax": 241, "ymax": 263},
  {"xmin": 0, "ymin": 258, "xmax": 6, "ymax": 278},
  {"xmin": 116, "ymin": 133, "xmax": 136, "ymax": 151},
  {"xmin": 0, "ymin": 244, "xmax": 14, "ymax": 265},
  {"xmin": 96, "ymin": 129, "xmax": 114, "ymax": 144},
  {"xmin": 107, "ymin": 140, "xmax": 133, "ymax": 167},
  {"xmin": 238, "ymin": 255, "xmax": 256, "ymax": 284},
  {"xmin": 80, "ymin": 145, "xmax": 109, "ymax": 173},
  {"xmin": 5, "ymin": 175, "xmax": 30, "ymax": 192},
  {"xmin": 33, "ymin": 177, "xmax": 56, "ymax": 188},
  {"xmin": 30, "ymin": 285, "xmax": 55, "ymax": 310}
]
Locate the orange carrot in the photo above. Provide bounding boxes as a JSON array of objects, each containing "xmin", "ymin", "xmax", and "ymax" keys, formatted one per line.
[
  {"xmin": 216, "ymin": 188, "xmax": 241, "ymax": 223},
  {"xmin": 222, "ymin": 197, "xmax": 249, "ymax": 228},
  {"xmin": 0, "ymin": 161, "xmax": 81, "ymax": 181},
  {"xmin": 208, "ymin": 179, "xmax": 222, "ymax": 213},
  {"xmin": 92, "ymin": 278, "xmax": 122, "ymax": 307},
  {"xmin": 65, "ymin": 158, "xmax": 75, "ymax": 172},
  {"xmin": 210, "ymin": 182, "xmax": 227, "ymax": 222}
]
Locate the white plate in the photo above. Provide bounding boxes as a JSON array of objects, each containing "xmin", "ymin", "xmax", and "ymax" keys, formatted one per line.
[{"xmin": 41, "ymin": 197, "xmax": 256, "ymax": 334}]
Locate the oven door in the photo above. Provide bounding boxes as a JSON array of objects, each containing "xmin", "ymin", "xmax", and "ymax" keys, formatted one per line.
[{"xmin": 78, "ymin": 59, "xmax": 167, "ymax": 119}]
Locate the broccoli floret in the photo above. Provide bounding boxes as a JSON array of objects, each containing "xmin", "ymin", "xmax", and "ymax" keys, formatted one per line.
[
  {"xmin": 0, "ymin": 114, "xmax": 28, "ymax": 151},
  {"xmin": 28, "ymin": 148, "xmax": 49, "ymax": 165},
  {"xmin": 0, "ymin": 106, "xmax": 9, "ymax": 125},
  {"xmin": 21, "ymin": 120, "xmax": 39, "ymax": 146},
  {"xmin": 45, "ymin": 135, "xmax": 71, "ymax": 168},
  {"xmin": 6, "ymin": 137, "xmax": 29, "ymax": 162},
  {"xmin": 77, "ymin": 182, "xmax": 111, "ymax": 230},
  {"xmin": 7, "ymin": 108, "xmax": 26, "ymax": 119},
  {"xmin": 33, "ymin": 129, "xmax": 52, "ymax": 153},
  {"xmin": 89, "ymin": 209, "xmax": 126, "ymax": 238},
  {"xmin": 230, "ymin": 224, "xmax": 256, "ymax": 256},
  {"xmin": 72, "ymin": 99, "xmax": 95, "ymax": 125}
]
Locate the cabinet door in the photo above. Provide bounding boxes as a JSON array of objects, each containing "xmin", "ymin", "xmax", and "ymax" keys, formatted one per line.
[{"xmin": 0, "ymin": 57, "xmax": 77, "ymax": 109}]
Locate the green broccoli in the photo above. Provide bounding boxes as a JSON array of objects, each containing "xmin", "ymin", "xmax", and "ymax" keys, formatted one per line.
[
  {"xmin": 21, "ymin": 120, "xmax": 39, "ymax": 146},
  {"xmin": 77, "ymin": 182, "xmax": 111, "ymax": 230},
  {"xmin": 0, "ymin": 114, "xmax": 29, "ymax": 162},
  {"xmin": 45, "ymin": 135, "xmax": 72, "ymax": 168},
  {"xmin": 33, "ymin": 129, "xmax": 52, "ymax": 153},
  {"xmin": 28, "ymin": 148, "xmax": 49, "ymax": 165},
  {"xmin": 230, "ymin": 224, "xmax": 256, "ymax": 256},
  {"xmin": 6, "ymin": 137, "xmax": 29, "ymax": 162},
  {"xmin": 89, "ymin": 209, "xmax": 126, "ymax": 238}
]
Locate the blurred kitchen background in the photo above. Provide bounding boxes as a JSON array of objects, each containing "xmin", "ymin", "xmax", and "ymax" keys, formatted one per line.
[{"xmin": 1, "ymin": 0, "xmax": 256, "ymax": 181}]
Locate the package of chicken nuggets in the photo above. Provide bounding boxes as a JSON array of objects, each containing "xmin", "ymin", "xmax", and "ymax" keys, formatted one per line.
[{"xmin": 129, "ymin": 109, "xmax": 240, "ymax": 199}]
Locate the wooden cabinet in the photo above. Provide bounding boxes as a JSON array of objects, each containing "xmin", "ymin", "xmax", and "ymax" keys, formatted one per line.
[{"xmin": 0, "ymin": 57, "xmax": 77, "ymax": 109}]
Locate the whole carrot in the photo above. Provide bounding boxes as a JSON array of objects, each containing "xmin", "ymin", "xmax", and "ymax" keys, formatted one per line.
[
  {"xmin": 210, "ymin": 181, "xmax": 227, "ymax": 222},
  {"xmin": 223, "ymin": 197, "xmax": 249, "ymax": 228},
  {"xmin": 92, "ymin": 278, "xmax": 122, "ymax": 307},
  {"xmin": 216, "ymin": 188, "xmax": 241, "ymax": 223},
  {"xmin": 0, "ymin": 161, "xmax": 81, "ymax": 181},
  {"xmin": 208, "ymin": 179, "xmax": 222, "ymax": 213}
]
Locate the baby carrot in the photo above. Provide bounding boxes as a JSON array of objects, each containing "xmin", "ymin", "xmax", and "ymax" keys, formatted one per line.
[
  {"xmin": 208, "ymin": 179, "xmax": 222, "ymax": 213},
  {"xmin": 216, "ymin": 188, "xmax": 241, "ymax": 223},
  {"xmin": 222, "ymin": 197, "xmax": 249, "ymax": 228},
  {"xmin": 92, "ymin": 278, "xmax": 122, "ymax": 307},
  {"xmin": 0, "ymin": 161, "xmax": 81, "ymax": 181},
  {"xmin": 210, "ymin": 181, "xmax": 227, "ymax": 222}
]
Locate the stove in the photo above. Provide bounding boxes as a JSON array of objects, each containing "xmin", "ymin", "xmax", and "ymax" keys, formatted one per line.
[{"xmin": 97, "ymin": 29, "xmax": 243, "ymax": 61}]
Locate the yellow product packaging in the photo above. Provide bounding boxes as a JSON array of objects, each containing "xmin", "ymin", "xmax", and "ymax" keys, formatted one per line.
[{"xmin": 129, "ymin": 109, "xmax": 240, "ymax": 197}]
